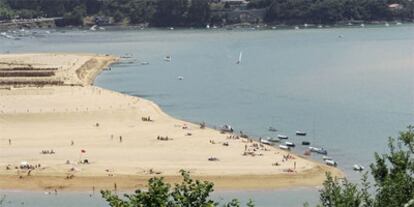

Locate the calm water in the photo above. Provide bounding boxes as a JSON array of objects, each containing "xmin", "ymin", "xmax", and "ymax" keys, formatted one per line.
[{"xmin": 1, "ymin": 25, "xmax": 413, "ymax": 206}]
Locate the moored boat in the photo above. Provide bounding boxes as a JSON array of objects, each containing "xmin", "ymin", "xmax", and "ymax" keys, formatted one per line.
[
  {"xmin": 279, "ymin": 144, "xmax": 290, "ymax": 150},
  {"xmin": 296, "ymin": 131, "xmax": 306, "ymax": 136},
  {"xmin": 260, "ymin": 138, "xmax": 273, "ymax": 146},
  {"xmin": 302, "ymin": 141, "xmax": 310, "ymax": 145},
  {"xmin": 309, "ymin": 146, "xmax": 328, "ymax": 155},
  {"xmin": 353, "ymin": 164, "xmax": 364, "ymax": 171},
  {"xmin": 265, "ymin": 137, "xmax": 280, "ymax": 143},
  {"xmin": 325, "ymin": 159, "xmax": 337, "ymax": 167},
  {"xmin": 277, "ymin": 134, "xmax": 288, "ymax": 139},
  {"xmin": 285, "ymin": 141, "xmax": 295, "ymax": 147},
  {"xmin": 220, "ymin": 124, "xmax": 233, "ymax": 133}
]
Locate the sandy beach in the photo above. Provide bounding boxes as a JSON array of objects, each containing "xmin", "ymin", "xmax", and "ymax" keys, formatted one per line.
[{"xmin": 0, "ymin": 53, "xmax": 343, "ymax": 191}]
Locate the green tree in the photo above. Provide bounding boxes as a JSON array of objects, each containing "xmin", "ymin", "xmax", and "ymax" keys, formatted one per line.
[
  {"xmin": 151, "ymin": 0, "xmax": 189, "ymax": 27},
  {"xmin": 102, "ymin": 170, "xmax": 254, "ymax": 207},
  {"xmin": 187, "ymin": 0, "xmax": 210, "ymax": 27},
  {"xmin": 314, "ymin": 126, "xmax": 414, "ymax": 207}
]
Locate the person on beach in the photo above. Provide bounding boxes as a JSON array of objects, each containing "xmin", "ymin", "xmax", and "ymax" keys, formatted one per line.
[
  {"xmin": 8, "ymin": 139, "xmax": 11, "ymax": 145},
  {"xmin": 119, "ymin": 136, "xmax": 123, "ymax": 143}
]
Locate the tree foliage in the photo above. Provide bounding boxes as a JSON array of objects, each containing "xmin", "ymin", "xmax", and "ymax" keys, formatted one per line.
[
  {"xmin": 314, "ymin": 126, "xmax": 414, "ymax": 207},
  {"xmin": 102, "ymin": 170, "xmax": 254, "ymax": 207}
]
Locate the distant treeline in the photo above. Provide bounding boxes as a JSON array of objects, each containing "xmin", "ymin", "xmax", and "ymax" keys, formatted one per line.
[{"xmin": 0, "ymin": 0, "xmax": 413, "ymax": 26}]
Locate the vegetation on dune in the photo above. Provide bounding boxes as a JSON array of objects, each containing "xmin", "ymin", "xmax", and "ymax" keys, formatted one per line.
[
  {"xmin": 0, "ymin": 0, "xmax": 413, "ymax": 26},
  {"xmin": 101, "ymin": 169, "xmax": 255, "ymax": 207},
  {"xmin": 102, "ymin": 127, "xmax": 414, "ymax": 207}
]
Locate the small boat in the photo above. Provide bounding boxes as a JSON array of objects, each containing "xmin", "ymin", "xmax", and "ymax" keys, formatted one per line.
[
  {"xmin": 285, "ymin": 141, "xmax": 295, "ymax": 147},
  {"xmin": 294, "ymin": 26, "xmax": 299, "ymax": 30},
  {"xmin": 177, "ymin": 76, "xmax": 184, "ymax": 80},
  {"xmin": 221, "ymin": 124, "xmax": 233, "ymax": 133},
  {"xmin": 265, "ymin": 137, "xmax": 280, "ymax": 143},
  {"xmin": 268, "ymin": 127, "xmax": 277, "ymax": 132},
  {"xmin": 236, "ymin": 51, "xmax": 242, "ymax": 64},
  {"xmin": 279, "ymin": 144, "xmax": 290, "ymax": 150},
  {"xmin": 396, "ymin": 22, "xmax": 402, "ymax": 25},
  {"xmin": 169, "ymin": 27, "xmax": 174, "ymax": 30},
  {"xmin": 206, "ymin": 24, "xmax": 210, "ymax": 29},
  {"xmin": 322, "ymin": 156, "xmax": 332, "ymax": 161},
  {"xmin": 302, "ymin": 141, "xmax": 310, "ymax": 145},
  {"xmin": 353, "ymin": 164, "xmax": 365, "ymax": 171},
  {"xmin": 271, "ymin": 26, "xmax": 277, "ymax": 30},
  {"xmin": 318, "ymin": 25, "xmax": 323, "ymax": 28},
  {"xmin": 89, "ymin": 25, "xmax": 98, "ymax": 31},
  {"xmin": 309, "ymin": 146, "xmax": 327, "ymax": 155},
  {"xmin": 325, "ymin": 159, "xmax": 337, "ymax": 167},
  {"xmin": 296, "ymin": 131, "xmax": 306, "ymax": 136},
  {"xmin": 385, "ymin": 22, "xmax": 390, "ymax": 27},
  {"xmin": 164, "ymin": 56, "xmax": 172, "ymax": 62},
  {"xmin": 360, "ymin": 23, "xmax": 365, "ymax": 27},
  {"xmin": 140, "ymin": 62, "xmax": 150, "ymax": 65},
  {"xmin": 260, "ymin": 138, "xmax": 273, "ymax": 146},
  {"xmin": 278, "ymin": 134, "xmax": 288, "ymax": 139}
]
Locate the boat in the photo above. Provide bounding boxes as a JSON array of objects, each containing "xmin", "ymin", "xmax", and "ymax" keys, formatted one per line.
[
  {"xmin": 353, "ymin": 164, "xmax": 365, "ymax": 171},
  {"xmin": 206, "ymin": 24, "xmax": 210, "ymax": 29},
  {"xmin": 265, "ymin": 137, "xmax": 280, "ymax": 143},
  {"xmin": 318, "ymin": 25, "xmax": 323, "ymax": 28},
  {"xmin": 294, "ymin": 26, "xmax": 299, "ymax": 30},
  {"xmin": 277, "ymin": 134, "xmax": 288, "ymax": 139},
  {"xmin": 360, "ymin": 23, "xmax": 365, "ymax": 27},
  {"xmin": 279, "ymin": 144, "xmax": 290, "ymax": 150},
  {"xmin": 236, "ymin": 52, "xmax": 242, "ymax": 64},
  {"xmin": 325, "ymin": 159, "xmax": 337, "ymax": 167},
  {"xmin": 268, "ymin": 127, "xmax": 277, "ymax": 132},
  {"xmin": 220, "ymin": 124, "xmax": 233, "ymax": 133},
  {"xmin": 322, "ymin": 156, "xmax": 332, "ymax": 161},
  {"xmin": 396, "ymin": 22, "xmax": 402, "ymax": 25},
  {"xmin": 140, "ymin": 62, "xmax": 150, "ymax": 65},
  {"xmin": 164, "ymin": 56, "xmax": 172, "ymax": 62},
  {"xmin": 260, "ymin": 138, "xmax": 273, "ymax": 146},
  {"xmin": 302, "ymin": 141, "xmax": 310, "ymax": 145},
  {"xmin": 89, "ymin": 25, "xmax": 98, "ymax": 31},
  {"xmin": 385, "ymin": 22, "xmax": 390, "ymax": 27},
  {"xmin": 285, "ymin": 141, "xmax": 295, "ymax": 147},
  {"xmin": 309, "ymin": 146, "xmax": 327, "ymax": 155},
  {"xmin": 296, "ymin": 131, "xmax": 306, "ymax": 136},
  {"xmin": 177, "ymin": 76, "xmax": 184, "ymax": 80}
]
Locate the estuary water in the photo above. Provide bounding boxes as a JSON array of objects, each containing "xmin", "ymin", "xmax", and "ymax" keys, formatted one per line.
[{"xmin": 1, "ymin": 25, "xmax": 413, "ymax": 206}]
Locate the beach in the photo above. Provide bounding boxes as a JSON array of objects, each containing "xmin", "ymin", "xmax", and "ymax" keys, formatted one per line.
[{"xmin": 0, "ymin": 53, "xmax": 343, "ymax": 191}]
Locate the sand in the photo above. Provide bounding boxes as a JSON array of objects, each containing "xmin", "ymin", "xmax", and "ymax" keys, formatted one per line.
[{"xmin": 0, "ymin": 53, "xmax": 343, "ymax": 191}]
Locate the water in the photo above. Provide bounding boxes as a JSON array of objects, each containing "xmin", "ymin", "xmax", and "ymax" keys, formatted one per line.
[{"xmin": 1, "ymin": 25, "xmax": 413, "ymax": 206}]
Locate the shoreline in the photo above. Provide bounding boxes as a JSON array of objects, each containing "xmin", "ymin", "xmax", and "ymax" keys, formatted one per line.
[{"xmin": 0, "ymin": 53, "xmax": 344, "ymax": 192}]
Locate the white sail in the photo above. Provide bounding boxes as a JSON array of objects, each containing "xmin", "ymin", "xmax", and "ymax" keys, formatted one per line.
[{"xmin": 236, "ymin": 51, "xmax": 242, "ymax": 64}]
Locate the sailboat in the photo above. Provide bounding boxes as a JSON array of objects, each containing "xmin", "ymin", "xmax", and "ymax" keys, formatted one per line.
[{"xmin": 236, "ymin": 52, "xmax": 242, "ymax": 64}]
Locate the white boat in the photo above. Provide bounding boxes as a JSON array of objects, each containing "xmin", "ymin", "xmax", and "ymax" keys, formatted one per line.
[
  {"xmin": 285, "ymin": 141, "xmax": 295, "ymax": 147},
  {"xmin": 396, "ymin": 22, "xmax": 402, "ymax": 25},
  {"xmin": 140, "ymin": 62, "xmax": 150, "ymax": 65},
  {"xmin": 260, "ymin": 138, "xmax": 273, "ymax": 146},
  {"xmin": 89, "ymin": 25, "xmax": 98, "ymax": 31},
  {"xmin": 360, "ymin": 23, "xmax": 365, "ymax": 27},
  {"xmin": 177, "ymin": 76, "xmax": 184, "ymax": 80},
  {"xmin": 265, "ymin": 137, "xmax": 280, "ymax": 143},
  {"xmin": 322, "ymin": 156, "xmax": 332, "ymax": 161},
  {"xmin": 221, "ymin": 124, "xmax": 233, "ymax": 133},
  {"xmin": 277, "ymin": 134, "xmax": 288, "ymax": 139},
  {"xmin": 325, "ymin": 159, "xmax": 337, "ymax": 167},
  {"xmin": 169, "ymin": 27, "xmax": 174, "ymax": 30},
  {"xmin": 279, "ymin": 144, "xmax": 290, "ymax": 150},
  {"xmin": 206, "ymin": 24, "xmax": 210, "ymax": 29},
  {"xmin": 353, "ymin": 164, "xmax": 365, "ymax": 171},
  {"xmin": 318, "ymin": 25, "xmax": 323, "ymax": 28},
  {"xmin": 385, "ymin": 22, "xmax": 390, "ymax": 27},
  {"xmin": 294, "ymin": 26, "xmax": 299, "ymax": 30},
  {"xmin": 271, "ymin": 26, "xmax": 277, "ymax": 30},
  {"xmin": 164, "ymin": 56, "xmax": 172, "ymax": 62},
  {"xmin": 296, "ymin": 131, "xmax": 306, "ymax": 136},
  {"xmin": 309, "ymin": 146, "xmax": 327, "ymax": 155},
  {"xmin": 236, "ymin": 52, "xmax": 242, "ymax": 64}
]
